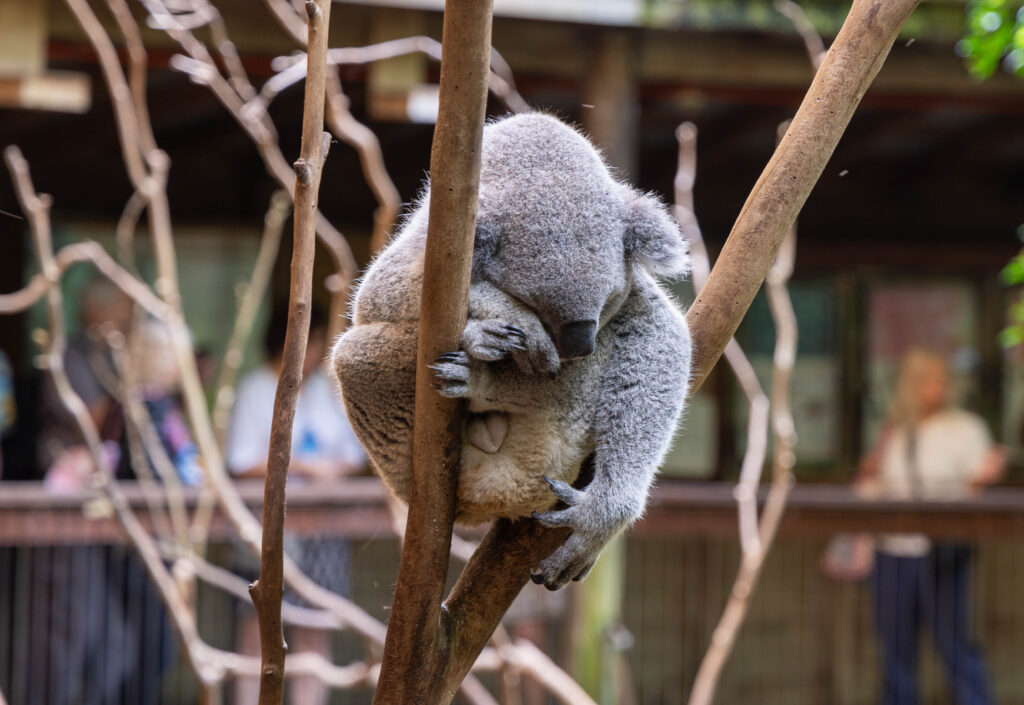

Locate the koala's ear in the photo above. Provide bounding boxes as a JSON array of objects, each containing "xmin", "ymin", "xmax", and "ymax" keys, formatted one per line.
[{"xmin": 623, "ymin": 193, "xmax": 690, "ymax": 276}]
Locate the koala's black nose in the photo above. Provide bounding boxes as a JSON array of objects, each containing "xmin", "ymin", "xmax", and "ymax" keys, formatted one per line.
[{"xmin": 557, "ymin": 320, "xmax": 597, "ymax": 361}]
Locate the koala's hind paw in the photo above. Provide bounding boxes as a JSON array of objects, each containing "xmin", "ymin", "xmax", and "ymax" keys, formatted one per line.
[
  {"xmin": 461, "ymin": 319, "xmax": 527, "ymax": 362},
  {"xmin": 430, "ymin": 351, "xmax": 472, "ymax": 398}
]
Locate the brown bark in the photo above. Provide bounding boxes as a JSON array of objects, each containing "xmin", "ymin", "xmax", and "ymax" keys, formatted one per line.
[
  {"xmin": 370, "ymin": 1, "xmax": 494, "ymax": 703},
  {"xmin": 248, "ymin": 3, "xmax": 332, "ymax": 705},
  {"xmin": 684, "ymin": 0, "xmax": 920, "ymax": 394}
]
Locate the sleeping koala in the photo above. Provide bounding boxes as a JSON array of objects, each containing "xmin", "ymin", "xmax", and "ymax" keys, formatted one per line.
[{"xmin": 331, "ymin": 113, "xmax": 691, "ymax": 590}]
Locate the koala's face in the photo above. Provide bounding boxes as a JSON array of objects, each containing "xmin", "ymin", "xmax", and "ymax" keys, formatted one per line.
[
  {"xmin": 473, "ymin": 113, "xmax": 690, "ymax": 362},
  {"xmin": 475, "ymin": 190, "xmax": 687, "ymax": 362},
  {"xmin": 477, "ymin": 213, "xmax": 630, "ymax": 361}
]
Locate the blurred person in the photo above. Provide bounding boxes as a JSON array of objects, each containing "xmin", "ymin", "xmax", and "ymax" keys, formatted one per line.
[
  {"xmin": 856, "ymin": 349, "xmax": 1004, "ymax": 705},
  {"xmin": 226, "ymin": 305, "xmax": 365, "ymax": 705},
  {"xmin": 35, "ymin": 275, "xmax": 165, "ymax": 705},
  {"xmin": 39, "ymin": 275, "xmax": 132, "ymax": 488},
  {"xmin": 0, "ymin": 348, "xmax": 15, "ymax": 477},
  {"xmin": 119, "ymin": 316, "xmax": 203, "ymax": 485}
]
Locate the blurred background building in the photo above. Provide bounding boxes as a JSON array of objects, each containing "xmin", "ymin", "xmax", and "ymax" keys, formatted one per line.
[{"xmin": 1, "ymin": 1, "xmax": 1023, "ymax": 704}]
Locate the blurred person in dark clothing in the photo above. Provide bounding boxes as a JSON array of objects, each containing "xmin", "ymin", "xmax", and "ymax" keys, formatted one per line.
[
  {"xmin": 39, "ymin": 276, "xmax": 132, "ymax": 487},
  {"xmin": 856, "ymin": 349, "xmax": 1003, "ymax": 705}
]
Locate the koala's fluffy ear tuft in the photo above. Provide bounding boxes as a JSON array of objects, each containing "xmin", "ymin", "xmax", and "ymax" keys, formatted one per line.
[{"xmin": 623, "ymin": 193, "xmax": 690, "ymax": 277}]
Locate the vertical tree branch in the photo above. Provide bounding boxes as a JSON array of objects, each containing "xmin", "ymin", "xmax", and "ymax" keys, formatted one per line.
[
  {"xmin": 371, "ymin": 1, "xmax": 493, "ymax": 703},
  {"xmin": 248, "ymin": 2, "xmax": 332, "ymax": 704},
  {"xmin": 685, "ymin": 0, "xmax": 920, "ymax": 393}
]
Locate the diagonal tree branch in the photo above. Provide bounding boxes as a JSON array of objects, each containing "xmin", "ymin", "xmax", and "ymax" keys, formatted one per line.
[{"xmin": 685, "ymin": 0, "xmax": 920, "ymax": 394}]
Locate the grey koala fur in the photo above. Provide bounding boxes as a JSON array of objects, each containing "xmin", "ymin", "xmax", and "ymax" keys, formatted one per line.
[{"xmin": 331, "ymin": 112, "xmax": 692, "ymax": 590}]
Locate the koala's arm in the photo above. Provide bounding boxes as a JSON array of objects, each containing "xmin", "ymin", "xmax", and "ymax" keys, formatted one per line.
[
  {"xmin": 459, "ymin": 281, "xmax": 560, "ymax": 375},
  {"xmin": 534, "ymin": 275, "xmax": 691, "ymax": 589}
]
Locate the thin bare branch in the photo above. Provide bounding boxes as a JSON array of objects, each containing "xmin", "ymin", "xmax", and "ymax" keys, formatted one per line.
[
  {"xmin": 249, "ymin": 2, "xmax": 332, "ymax": 701},
  {"xmin": 684, "ymin": 119, "xmax": 801, "ymax": 705},
  {"xmin": 164, "ymin": 547, "xmax": 346, "ymax": 631},
  {"xmin": 324, "ymin": 73, "xmax": 401, "ymax": 260},
  {"xmin": 774, "ymin": 0, "xmax": 828, "ymax": 70},
  {"xmin": 211, "ymin": 190, "xmax": 292, "ymax": 448},
  {"xmin": 674, "ymin": 122, "xmax": 766, "ymax": 555},
  {"xmin": 115, "ymin": 189, "xmax": 147, "ymax": 271},
  {"xmin": 259, "ymin": 37, "xmax": 529, "ymax": 115},
  {"xmin": 105, "ymin": 0, "xmax": 160, "ymax": 155}
]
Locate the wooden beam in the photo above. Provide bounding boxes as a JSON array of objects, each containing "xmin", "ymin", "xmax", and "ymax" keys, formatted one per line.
[{"xmin": 0, "ymin": 71, "xmax": 90, "ymax": 113}]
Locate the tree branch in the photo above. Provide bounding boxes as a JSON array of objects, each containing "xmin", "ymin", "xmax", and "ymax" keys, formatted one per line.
[
  {"xmin": 684, "ymin": 0, "xmax": 920, "ymax": 394},
  {"xmin": 249, "ymin": 2, "xmax": 332, "ymax": 703},
  {"xmin": 370, "ymin": 1, "xmax": 494, "ymax": 703}
]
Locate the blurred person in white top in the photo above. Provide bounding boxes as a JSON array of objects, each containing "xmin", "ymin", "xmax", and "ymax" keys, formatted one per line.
[{"xmin": 856, "ymin": 348, "xmax": 1004, "ymax": 705}]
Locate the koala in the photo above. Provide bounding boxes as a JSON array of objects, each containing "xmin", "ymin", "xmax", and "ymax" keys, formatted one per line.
[{"xmin": 331, "ymin": 113, "xmax": 692, "ymax": 590}]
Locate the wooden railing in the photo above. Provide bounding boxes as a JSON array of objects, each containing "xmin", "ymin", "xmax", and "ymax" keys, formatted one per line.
[{"xmin": 2, "ymin": 479, "xmax": 1022, "ymax": 545}]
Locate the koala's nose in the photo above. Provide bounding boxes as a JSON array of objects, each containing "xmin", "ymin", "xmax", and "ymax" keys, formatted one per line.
[{"xmin": 557, "ymin": 320, "xmax": 597, "ymax": 361}]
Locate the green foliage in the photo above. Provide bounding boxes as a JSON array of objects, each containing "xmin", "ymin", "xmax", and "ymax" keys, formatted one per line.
[
  {"xmin": 999, "ymin": 226, "xmax": 1024, "ymax": 348},
  {"xmin": 957, "ymin": 0, "xmax": 1024, "ymax": 79}
]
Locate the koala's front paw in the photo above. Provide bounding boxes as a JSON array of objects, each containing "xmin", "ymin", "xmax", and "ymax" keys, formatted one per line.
[
  {"xmin": 508, "ymin": 320, "xmax": 561, "ymax": 377},
  {"xmin": 461, "ymin": 320, "xmax": 527, "ymax": 362},
  {"xmin": 529, "ymin": 477, "xmax": 628, "ymax": 590},
  {"xmin": 430, "ymin": 351, "xmax": 472, "ymax": 398}
]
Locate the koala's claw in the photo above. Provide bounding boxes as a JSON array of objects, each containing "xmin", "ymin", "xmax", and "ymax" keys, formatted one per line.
[
  {"xmin": 462, "ymin": 320, "xmax": 530, "ymax": 362},
  {"xmin": 430, "ymin": 351, "xmax": 472, "ymax": 398},
  {"xmin": 542, "ymin": 475, "xmax": 582, "ymax": 506}
]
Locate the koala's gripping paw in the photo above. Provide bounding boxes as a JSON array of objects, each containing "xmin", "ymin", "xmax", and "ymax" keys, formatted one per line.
[
  {"xmin": 529, "ymin": 476, "xmax": 627, "ymax": 590},
  {"xmin": 430, "ymin": 351, "xmax": 472, "ymax": 398},
  {"xmin": 508, "ymin": 319, "xmax": 561, "ymax": 377},
  {"xmin": 461, "ymin": 320, "xmax": 527, "ymax": 362}
]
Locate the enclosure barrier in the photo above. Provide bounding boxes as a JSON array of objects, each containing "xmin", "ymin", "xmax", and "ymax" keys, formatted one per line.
[{"xmin": 1, "ymin": 480, "xmax": 1022, "ymax": 705}]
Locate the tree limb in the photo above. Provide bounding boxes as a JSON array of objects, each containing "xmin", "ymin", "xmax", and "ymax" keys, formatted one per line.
[
  {"xmin": 685, "ymin": 0, "xmax": 920, "ymax": 394},
  {"xmin": 249, "ymin": 2, "xmax": 332, "ymax": 703},
  {"xmin": 397, "ymin": 1, "xmax": 920, "ymax": 701},
  {"xmin": 370, "ymin": 1, "xmax": 494, "ymax": 703}
]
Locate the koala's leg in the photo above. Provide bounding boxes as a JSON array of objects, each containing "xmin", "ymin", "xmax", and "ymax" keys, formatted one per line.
[
  {"xmin": 464, "ymin": 281, "xmax": 560, "ymax": 375},
  {"xmin": 331, "ymin": 321, "xmax": 418, "ymax": 503},
  {"xmin": 533, "ymin": 284, "xmax": 692, "ymax": 590}
]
